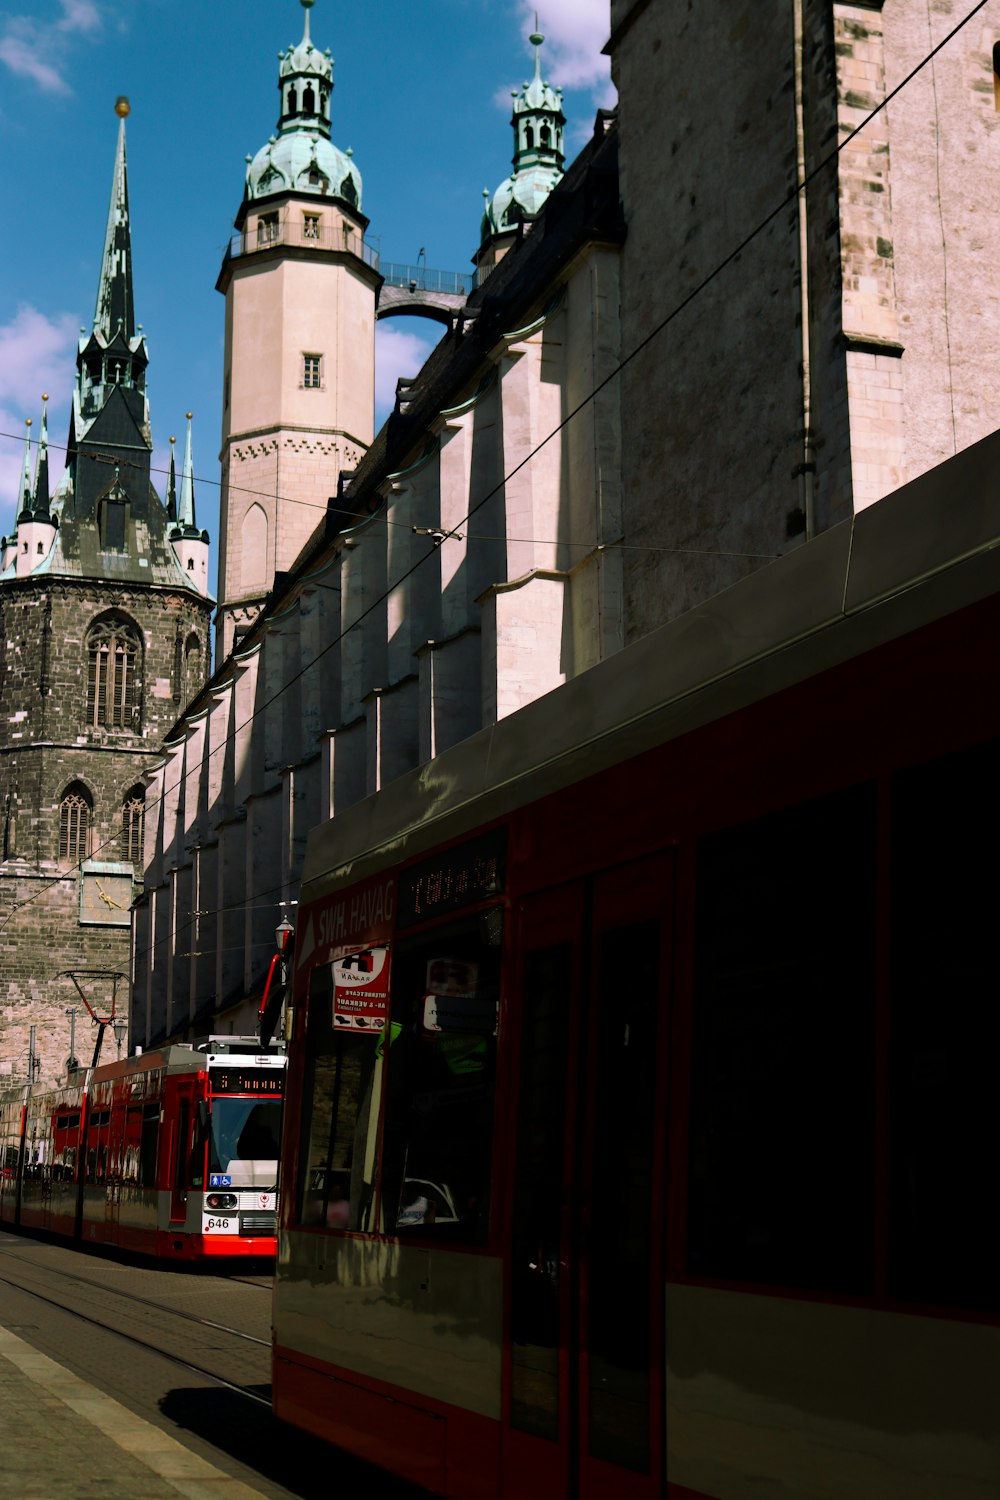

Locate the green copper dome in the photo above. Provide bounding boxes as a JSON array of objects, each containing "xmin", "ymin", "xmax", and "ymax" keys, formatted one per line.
[
  {"xmin": 482, "ymin": 27, "xmax": 565, "ymax": 241},
  {"xmin": 245, "ymin": 0, "xmax": 362, "ymax": 210}
]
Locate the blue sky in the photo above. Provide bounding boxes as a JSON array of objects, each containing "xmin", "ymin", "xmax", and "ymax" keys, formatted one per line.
[{"xmin": 0, "ymin": 0, "xmax": 613, "ymax": 579}]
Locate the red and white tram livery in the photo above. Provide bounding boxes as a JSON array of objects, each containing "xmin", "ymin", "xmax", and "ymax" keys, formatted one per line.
[
  {"xmin": 0, "ymin": 1038, "xmax": 285, "ymax": 1260},
  {"xmin": 272, "ymin": 441, "xmax": 1000, "ymax": 1499}
]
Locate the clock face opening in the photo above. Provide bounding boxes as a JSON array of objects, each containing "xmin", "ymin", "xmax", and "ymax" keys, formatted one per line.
[{"xmin": 79, "ymin": 866, "xmax": 135, "ymax": 927}]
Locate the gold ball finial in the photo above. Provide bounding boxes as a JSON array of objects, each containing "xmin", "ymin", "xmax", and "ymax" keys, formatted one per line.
[
  {"xmin": 186, "ymin": 411, "xmax": 193, "ymax": 421},
  {"xmin": 25, "ymin": 418, "xmax": 32, "ymax": 427},
  {"xmin": 41, "ymin": 393, "xmax": 48, "ymax": 402},
  {"xmin": 115, "ymin": 95, "xmax": 131, "ymax": 118},
  {"xmin": 170, "ymin": 435, "xmax": 176, "ymax": 445}
]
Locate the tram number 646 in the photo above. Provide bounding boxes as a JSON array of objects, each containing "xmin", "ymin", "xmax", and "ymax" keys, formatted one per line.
[{"xmin": 206, "ymin": 1217, "xmax": 232, "ymax": 1231}]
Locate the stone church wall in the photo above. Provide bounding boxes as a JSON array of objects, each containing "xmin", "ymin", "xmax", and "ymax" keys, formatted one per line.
[
  {"xmin": 0, "ymin": 581, "xmax": 210, "ymax": 1087},
  {"xmin": 611, "ymin": 0, "xmax": 1000, "ymax": 640},
  {"xmin": 132, "ymin": 218, "xmax": 625, "ymax": 1044}
]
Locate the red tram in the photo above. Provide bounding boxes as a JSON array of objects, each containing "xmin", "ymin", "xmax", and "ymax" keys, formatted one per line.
[
  {"xmin": 272, "ymin": 443, "xmax": 1000, "ymax": 1498},
  {"xmin": 0, "ymin": 1038, "xmax": 285, "ymax": 1259}
]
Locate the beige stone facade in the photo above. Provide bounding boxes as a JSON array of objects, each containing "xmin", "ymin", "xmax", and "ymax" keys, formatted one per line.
[
  {"xmin": 134, "ymin": 1, "xmax": 1000, "ymax": 1043},
  {"xmin": 216, "ymin": 197, "xmax": 378, "ymax": 658},
  {"xmin": 132, "ymin": 121, "xmax": 624, "ymax": 1043},
  {"xmin": 611, "ymin": 0, "xmax": 1000, "ymax": 634}
]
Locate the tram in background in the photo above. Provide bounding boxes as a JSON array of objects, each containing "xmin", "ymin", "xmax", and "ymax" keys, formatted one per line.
[
  {"xmin": 0, "ymin": 1037, "xmax": 285, "ymax": 1260},
  {"xmin": 270, "ymin": 439, "xmax": 1000, "ymax": 1500}
]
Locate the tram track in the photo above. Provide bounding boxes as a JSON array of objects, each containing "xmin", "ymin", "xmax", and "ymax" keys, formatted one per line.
[
  {"xmin": 0, "ymin": 1240, "xmax": 271, "ymax": 1346},
  {"xmin": 0, "ymin": 1239, "xmax": 272, "ymax": 1407}
]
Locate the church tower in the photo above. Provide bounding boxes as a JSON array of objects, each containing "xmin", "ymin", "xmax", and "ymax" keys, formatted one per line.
[
  {"xmin": 215, "ymin": 0, "xmax": 379, "ymax": 658},
  {"xmin": 0, "ymin": 103, "xmax": 213, "ymax": 1090},
  {"xmin": 476, "ymin": 25, "xmax": 566, "ymax": 281}
]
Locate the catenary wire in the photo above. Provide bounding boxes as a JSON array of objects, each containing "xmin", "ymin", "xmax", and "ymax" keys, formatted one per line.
[
  {"xmin": 0, "ymin": 0, "xmax": 988, "ymax": 941},
  {"xmin": 0, "ymin": 435, "xmax": 776, "ymax": 560}
]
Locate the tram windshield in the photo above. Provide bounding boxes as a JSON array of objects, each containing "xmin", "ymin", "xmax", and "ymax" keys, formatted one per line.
[{"xmin": 208, "ymin": 1098, "xmax": 281, "ymax": 1187}]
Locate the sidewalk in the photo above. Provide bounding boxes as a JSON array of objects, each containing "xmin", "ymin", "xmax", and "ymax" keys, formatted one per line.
[{"xmin": 0, "ymin": 1326, "xmax": 269, "ymax": 1500}]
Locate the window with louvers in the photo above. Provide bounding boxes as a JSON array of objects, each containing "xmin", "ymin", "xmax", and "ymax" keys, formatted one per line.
[
  {"xmin": 121, "ymin": 790, "xmax": 144, "ymax": 866},
  {"xmin": 59, "ymin": 789, "xmax": 91, "ymax": 865},
  {"xmin": 86, "ymin": 619, "xmax": 141, "ymax": 730}
]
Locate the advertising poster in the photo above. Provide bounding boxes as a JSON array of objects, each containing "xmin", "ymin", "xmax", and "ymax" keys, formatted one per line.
[{"xmin": 333, "ymin": 946, "xmax": 391, "ymax": 1031}]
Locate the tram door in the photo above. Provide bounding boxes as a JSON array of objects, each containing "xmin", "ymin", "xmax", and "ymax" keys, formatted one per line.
[
  {"xmin": 503, "ymin": 854, "xmax": 670, "ymax": 1500},
  {"xmin": 169, "ymin": 1091, "xmax": 193, "ymax": 1223}
]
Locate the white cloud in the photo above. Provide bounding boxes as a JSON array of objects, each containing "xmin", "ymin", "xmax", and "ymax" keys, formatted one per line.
[
  {"xmin": 0, "ymin": 306, "xmax": 79, "ymax": 406},
  {"xmin": 374, "ymin": 322, "xmax": 439, "ymax": 425},
  {"xmin": 0, "ymin": 0, "xmax": 103, "ymax": 95},
  {"xmin": 57, "ymin": 0, "xmax": 101, "ymax": 32},
  {"xmin": 0, "ymin": 306, "xmax": 77, "ymax": 528},
  {"xmin": 0, "ymin": 27, "xmax": 71, "ymax": 94},
  {"xmin": 517, "ymin": 0, "xmax": 612, "ymax": 93}
]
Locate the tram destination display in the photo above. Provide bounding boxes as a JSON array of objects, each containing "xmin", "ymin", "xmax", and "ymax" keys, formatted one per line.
[
  {"xmin": 397, "ymin": 828, "xmax": 507, "ymax": 928},
  {"xmin": 211, "ymin": 1067, "xmax": 285, "ymax": 1095}
]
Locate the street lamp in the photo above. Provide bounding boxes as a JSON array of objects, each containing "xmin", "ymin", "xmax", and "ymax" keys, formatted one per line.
[
  {"xmin": 275, "ymin": 917, "xmax": 294, "ymax": 957},
  {"xmin": 260, "ymin": 917, "xmax": 295, "ymax": 1046}
]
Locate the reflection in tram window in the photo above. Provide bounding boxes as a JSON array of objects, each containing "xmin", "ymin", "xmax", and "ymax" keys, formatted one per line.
[
  {"xmin": 510, "ymin": 942, "xmax": 571, "ymax": 1441},
  {"xmin": 138, "ymin": 1101, "xmax": 159, "ymax": 1187},
  {"xmin": 587, "ymin": 919, "xmax": 659, "ymax": 1472},
  {"xmin": 208, "ymin": 1099, "xmax": 281, "ymax": 1188},
  {"xmin": 297, "ymin": 963, "xmax": 383, "ymax": 1231},
  {"xmin": 890, "ymin": 739, "xmax": 1000, "ymax": 1313},
  {"xmin": 381, "ymin": 912, "xmax": 502, "ymax": 1243},
  {"xmin": 688, "ymin": 785, "xmax": 876, "ymax": 1292}
]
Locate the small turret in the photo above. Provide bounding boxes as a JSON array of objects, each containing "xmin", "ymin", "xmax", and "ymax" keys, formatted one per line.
[
  {"xmin": 16, "ymin": 418, "xmax": 33, "ymax": 525},
  {"xmin": 0, "ymin": 419, "xmax": 30, "ymax": 572},
  {"xmin": 165, "ymin": 435, "xmax": 177, "ymax": 523},
  {"xmin": 33, "ymin": 395, "xmax": 51, "ymax": 521},
  {"xmin": 169, "ymin": 413, "xmax": 211, "ymax": 596},
  {"xmin": 243, "ymin": 0, "xmax": 362, "ymax": 210},
  {"xmin": 16, "ymin": 399, "xmax": 57, "ymax": 577},
  {"xmin": 478, "ymin": 22, "xmax": 566, "ymax": 266}
]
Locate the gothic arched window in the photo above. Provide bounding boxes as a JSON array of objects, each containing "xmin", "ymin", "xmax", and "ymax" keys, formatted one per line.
[
  {"xmin": 287, "ymin": 85, "xmax": 297, "ymax": 115},
  {"xmin": 242, "ymin": 505, "xmax": 268, "ymax": 589},
  {"xmin": 184, "ymin": 633, "xmax": 203, "ymax": 705},
  {"xmin": 86, "ymin": 615, "xmax": 142, "ymax": 730},
  {"xmin": 525, "ymin": 124, "xmax": 535, "ymax": 150},
  {"xmin": 540, "ymin": 123, "xmax": 551, "ymax": 147},
  {"xmin": 303, "ymin": 84, "xmax": 316, "ymax": 114},
  {"xmin": 59, "ymin": 784, "xmax": 92, "ymax": 865},
  {"xmin": 121, "ymin": 787, "xmax": 144, "ymax": 866}
]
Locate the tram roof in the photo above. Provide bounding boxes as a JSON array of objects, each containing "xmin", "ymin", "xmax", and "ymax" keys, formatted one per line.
[{"xmin": 301, "ymin": 425, "xmax": 1000, "ymax": 899}]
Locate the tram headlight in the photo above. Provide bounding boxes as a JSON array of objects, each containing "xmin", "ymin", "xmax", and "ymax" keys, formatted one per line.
[{"xmin": 206, "ymin": 1192, "xmax": 238, "ymax": 1210}]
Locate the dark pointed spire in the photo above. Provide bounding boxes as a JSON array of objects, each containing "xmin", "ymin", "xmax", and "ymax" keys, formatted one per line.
[
  {"xmin": 32, "ymin": 396, "xmax": 51, "ymax": 520},
  {"xmin": 93, "ymin": 100, "xmax": 135, "ymax": 342},
  {"xmin": 16, "ymin": 418, "xmax": 33, "ymax": 523},
  {"xmin": 166, "ymin": 434, "xmax": 177, "ymax": 522}
]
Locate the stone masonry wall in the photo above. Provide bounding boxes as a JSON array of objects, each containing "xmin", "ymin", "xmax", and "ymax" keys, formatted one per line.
[{"xmin": 0, "ymin": 579, "xmax": 211, "ymax": 1088}]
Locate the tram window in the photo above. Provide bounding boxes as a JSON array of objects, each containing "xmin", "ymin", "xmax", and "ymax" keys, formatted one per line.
[
  {"xmin": 174, "ymin": 1102, "xmax": 189, "ymax": 1191},
  {"xmin": 687, "ymin": 784, "xmax": 876, "ymax": 1293},
  {"xmin": 207, "ymin": 1099, "xmax": 281, "ymax": 1189},
  {"xmin": 86, "ymin": 1109, "xmax": 111, "ymax": 1183},
  {"xmin": 380, "ymin": 912, "xmax": 502, "ymax": 1244},
  {"xmin": 588, "ymin": 918, "xmax": 658, "ymax": 1471},
  {"xmin": 297, "ymin": 964, "xmax": 382, "ymax": 1231},
  {"xmin": 510, "ymin": 942, "xmax": 572, "ymax": 1441},
  {"xmin": 889, "ymin": 739, "xmax": 1000, "ymax": 1312},
  {"xmin": 139, "ymin": 1102, "xmax": 159, "ymax": 1187}
]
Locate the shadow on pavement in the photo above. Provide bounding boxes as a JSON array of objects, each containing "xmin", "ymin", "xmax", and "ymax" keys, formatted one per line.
[{"xmin": 160, "ymin": 1386, "xmax": 432, "ymax": 1499}]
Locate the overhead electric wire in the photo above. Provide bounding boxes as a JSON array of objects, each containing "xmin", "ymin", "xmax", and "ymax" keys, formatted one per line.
[
  {"xmin": 0, "ymin": 0, "xmax": 987, "ymax": 943},
  {"xmin": 0, "ymin": 431, "xmax": 776, "ymax": 559}
]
